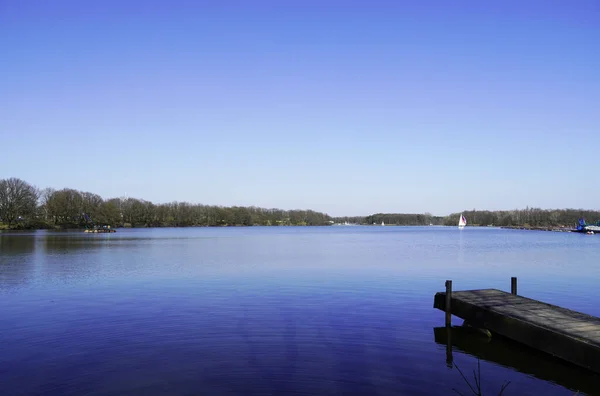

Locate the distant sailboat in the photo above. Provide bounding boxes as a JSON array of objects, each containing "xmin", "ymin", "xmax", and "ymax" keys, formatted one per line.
[
  {"xmin": 458, "ymin": 214, "xmax": 467, "ymax": 229},
  {"xmin": 381, "ymin": 221, "xmax": 385, "ymax": 226}
]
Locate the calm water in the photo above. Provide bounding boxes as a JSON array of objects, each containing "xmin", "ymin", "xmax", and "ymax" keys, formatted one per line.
[{"xmin": 1, "ymin": 227, "xmax": 599, "ymax": 395}]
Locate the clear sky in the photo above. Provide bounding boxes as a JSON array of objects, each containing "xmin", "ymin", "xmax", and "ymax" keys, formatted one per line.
[{"xmin": 1, "ymin": 1, "xmax": 599, "ymax": 216}]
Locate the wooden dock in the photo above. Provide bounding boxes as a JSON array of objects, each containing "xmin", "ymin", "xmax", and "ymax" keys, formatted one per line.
[{"xmin": 433, "ymin": 279, "xmax": 600, "ymax": 374}]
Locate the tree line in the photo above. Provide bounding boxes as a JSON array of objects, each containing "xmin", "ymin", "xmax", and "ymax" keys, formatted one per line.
[
  {"xmin": 442, "ymin": 208, "xmax": 600, "ymax": 227},
  {"xmin": 1, "ymin": 177, "xmax": 598, "ymax": 230},
  {"xmin": 333, "ymin": 209, "xmax": 600, "ymax": 228},
  {"xmin": 0, "ymin": 177, "xmax": 332, "ymax": 229},
  {"xmin": 332, "ymin": 213, "xmax": 445, "ymax": 225}
]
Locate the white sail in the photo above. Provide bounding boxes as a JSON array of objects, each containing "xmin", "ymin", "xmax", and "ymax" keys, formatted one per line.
[
  {"xmin": 381, "ymin": 221, "xmax": 385, "ymax": 226},
  {"xmin": 458, "ymin": 214, "xmax": 467, "ymax": 228}
]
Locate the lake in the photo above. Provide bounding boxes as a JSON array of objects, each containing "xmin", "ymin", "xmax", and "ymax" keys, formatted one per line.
[{"xmin": 1, "ymin": 226, "xmax": 599, "ymax": 395}]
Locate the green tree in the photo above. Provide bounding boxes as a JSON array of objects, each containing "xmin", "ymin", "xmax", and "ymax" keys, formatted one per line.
[
  {"xmin": 98, "ymin": 199, "xmax": 122, "ymax": 226},
  {"xmin": 44, "ymin": 188, "xmax": 84, "ymax": 226},
  {"xmin": 81, "ymin": 191, "xmax": 104, "ymax": 225}
]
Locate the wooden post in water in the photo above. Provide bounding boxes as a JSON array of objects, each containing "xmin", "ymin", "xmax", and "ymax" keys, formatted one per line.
[
  {"xmin": 445, "ymin": 280, "xmax": 452, "ymax": 327},
  {"xmin": 446, "ymin": 327, "xmax": 453, "ymax": 368},
  {"xmin": 511, "ymin": 277, "xmax": 518, "ymax": 296}
]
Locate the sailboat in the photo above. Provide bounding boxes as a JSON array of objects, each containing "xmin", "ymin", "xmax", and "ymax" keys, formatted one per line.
[
  {"xmin": 458, "ymin": 214, "xmax": 467, "ymax": 229},
  {"xmin": 381, "ymin": 221, "xmax": 385, "ymax": 226}
]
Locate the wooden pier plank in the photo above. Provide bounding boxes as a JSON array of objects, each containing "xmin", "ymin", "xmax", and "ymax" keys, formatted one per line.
[{"xmin": 433, "ymin": 288, "xmax": 600, "ymax": 373}]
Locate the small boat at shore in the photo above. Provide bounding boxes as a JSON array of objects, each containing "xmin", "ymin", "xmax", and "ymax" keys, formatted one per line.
[
  {"xmin": 574, "ymin": 218, "xmax": 600, "ymax": 234},
  {"xmin": 84, "ymin": 227, "xmax": 116, "ymax": 233},
  {"xmin": 82, "ymin": 212, "xmax": 116, "ymax": 233}
]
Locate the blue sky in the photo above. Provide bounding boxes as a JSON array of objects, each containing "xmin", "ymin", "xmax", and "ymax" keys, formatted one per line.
[{"xmin": 1, "ymin": 1, "xmax": 598, "ymax": 216}]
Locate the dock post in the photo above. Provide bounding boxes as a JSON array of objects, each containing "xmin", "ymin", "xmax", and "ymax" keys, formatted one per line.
[
  {"xmin": 511, "ymin": 277, "xmax": 517, "ymax": 295},
  {"xmin": 445, "ymin": 280, "xmax": 452, "ymax": 327}
]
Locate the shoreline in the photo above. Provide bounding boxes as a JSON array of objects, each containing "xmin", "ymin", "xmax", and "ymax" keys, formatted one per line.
[
  {"xmin": 500, "ymin": 225, "xmax": 574, "ymax": 232},
  {"xmin": 0, "ymin": 224, "xmax": 589, "ymax": 233}
]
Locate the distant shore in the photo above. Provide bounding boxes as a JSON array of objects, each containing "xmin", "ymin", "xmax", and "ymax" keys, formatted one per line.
[
  {"xmin": 0, "ymin": 223, "xmax": 583, "ymax": 232},
  {"xmin": 2, "ymin": 177, "xmax": 600, "ymax": 231},
  {"xmin": 500, "ymin": 225, "xmax": 574, "ymax": 232}
]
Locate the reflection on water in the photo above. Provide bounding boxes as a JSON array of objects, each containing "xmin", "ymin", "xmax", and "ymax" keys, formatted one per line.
[
  {"xmin": 42, "ymin": 235, "xmax": 113, "ymax": 253},
  {"xmin": 0, "ymin": 234, "xmax": 38, "ymax": 290},
  {"xmin": 434, "ymin": 326, "xmax": 600, "ymax": 395},
  {"xmin": 0, "ymin": 233, "xmax": 36, "ymax": 254},
  {"xmin": 0, "ymin": 231, "xmax": 119, "ymax": 254}
]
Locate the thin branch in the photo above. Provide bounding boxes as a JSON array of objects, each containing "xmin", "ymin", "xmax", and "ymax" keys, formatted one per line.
[
  {"xmin": 498, "ymin": 381, "xmax": 511, "ymax": 396},
  {"xmin": 454, "ymin": 363, "xmax": 478, "ymax": 395},
  {"xmin": 472, "ymin": 370, "xmax": 481, "ymax": 394}
]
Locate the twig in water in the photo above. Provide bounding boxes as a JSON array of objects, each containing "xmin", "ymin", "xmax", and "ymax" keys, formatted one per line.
[
  {"xmin": 498, "ymin": 381, "xmax": 511, "ymax": 396},
  {"xmin": 452, "ymin": 359, "xmax": 511, "ymax": 396}
]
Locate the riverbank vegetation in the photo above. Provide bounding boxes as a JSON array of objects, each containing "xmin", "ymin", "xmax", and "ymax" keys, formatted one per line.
[
  {"xmin": 335, "ymin": 209, "xmax": 600, "ymax": 228},
  {"xmin": 333, "ymin": 213, "xmax": 445, "ymax": 226},
  {"xmin": 0, "ymin": 178, "xmax": 331, "ymax": 229},
  {"xmin": 1, "ymin": 177, "xmax": 599, "ymax": 230},
  {"xmin": 441, "ymin": 209, "xmax": 600, "ymax": 228}
]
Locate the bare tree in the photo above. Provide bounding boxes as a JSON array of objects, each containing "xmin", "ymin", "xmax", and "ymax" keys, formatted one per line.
[
  {"xmin": 0, "ymin": 177, "xmax": 39, "ymax": 227},
  {"xmin": 39, "ymin": 187, "xmax": 56, "ymax": 223}
]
